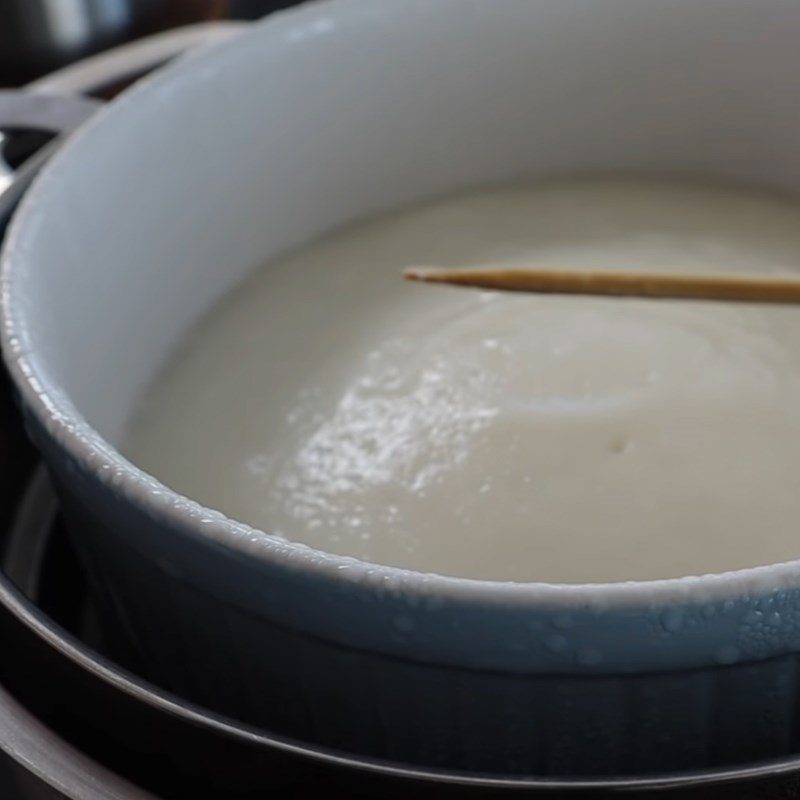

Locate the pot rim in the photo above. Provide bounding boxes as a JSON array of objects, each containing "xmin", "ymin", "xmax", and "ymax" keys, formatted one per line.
[{"xmin": 3, "ymin": 0, "xmax": 800, "ymax": 613}]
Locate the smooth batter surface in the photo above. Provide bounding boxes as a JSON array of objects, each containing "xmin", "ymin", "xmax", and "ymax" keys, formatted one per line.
[{"xmin": 124, "ymin": 178, "xmax": 800, "ymax": 582}]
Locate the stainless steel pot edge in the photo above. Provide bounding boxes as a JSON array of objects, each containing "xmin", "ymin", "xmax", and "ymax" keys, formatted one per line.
[
  {"xmin": 0, "ymin": 94, "xmax": 101, "ymax": 224},
  {"xmin": 0, "ymin": 679, "xmax": 158, "ymax": 800},
  {"xmin": 0, "ymin": 22, "xmax": 246, "ymax": 225}
]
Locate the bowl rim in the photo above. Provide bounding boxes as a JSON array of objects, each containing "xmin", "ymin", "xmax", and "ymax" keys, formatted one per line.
[{"xmin": 4, "ymin": 0, "xmax": 800, "ymax": 613}]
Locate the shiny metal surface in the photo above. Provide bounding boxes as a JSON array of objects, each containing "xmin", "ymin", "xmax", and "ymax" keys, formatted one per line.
[
  {"xmin": 0, "ymin": 92, "xmax": 101, "ymax": 199},
  {"xmin": 0, "ymin": 91, "xmax": 100, "ymax": 136},
  {"xmin": 0, "ymin": 21, "xmax": 243, "ymax": 200},
  {"xmin": 0, "ymin": 676, "xmax": 156, "ymax": 800}
]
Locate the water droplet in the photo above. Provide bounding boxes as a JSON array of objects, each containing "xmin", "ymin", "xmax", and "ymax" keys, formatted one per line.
[
  {"xmin": 405, "ymin": 593, "xmax": 421, "ymax": 609},
  {"xmin": 544, "ymin": 634, "xmax": 568, "ymax": 653},
  {"xmin": 552, "ymin": 613, "xmax": 573, "ymax": 630},
  {"xmin": 424, "ymin": 596, "xmax": 444, "ymax": 611},
  {"xmin": 393, "ymin": 614, "xmax": 415, "ymax": 633},
  {"xmin": 714, "ymin": 646, "xmax": 740, "ymax": 665},
  {"xmin": 766, "ymin": 611, "xmax": 782, "ymax": 628},
  {"xmin": 744, "ymin": 609, "xmax": 762, "ymax": 625},
  {"xmin": 577, "ymin": 647, "xmax": 603, "ymax": 665},
  {"xmin": 661, "ymin": 609, "xmax": 683, "ymax": 633},
  {"xmin": 722, "ymin": 600, "xmax": 736, "ymax": 613},
  {"xmin": 609, "ymin": 435, "xmax": 629, "ymax": 454}
]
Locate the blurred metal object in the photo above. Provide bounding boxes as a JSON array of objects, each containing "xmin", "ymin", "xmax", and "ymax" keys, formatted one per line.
[
  {"xmin": 0, "ymin": 0, "xmax": 158, "ymax": 85},
  {"xmin": 0, "ymin": 21, "xmax": 243, "ymax": 220},
  {"xmin": 228, "ymin": 0, "xmax": 304, "ymax": 17},
  {"xmin": 0, "ymin": 1, "xmax": 232, "ymax": 86},
  {"xmin": 0, "ymin": 92, "xmax": 100, "ymax": 216},
  {"xmin": 0, "ymin": 678, "xmax": 157, "ymax": 800},
  {"xmin": 0, "ymin": 91, "xmax": 101, "ymax": 135}
]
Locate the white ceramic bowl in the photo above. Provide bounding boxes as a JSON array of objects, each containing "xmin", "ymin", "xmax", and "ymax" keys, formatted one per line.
[{"xmin": 5, "ymin": 0, "xmax": 800, "ymax": 775}]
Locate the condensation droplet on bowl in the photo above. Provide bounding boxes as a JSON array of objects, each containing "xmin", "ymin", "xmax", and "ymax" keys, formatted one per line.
[
  {"xmin": 743, "ymin": 609, "xmax": 762, "ymax": 625},
  {"xmin": 544, "ymin": 634, "xmax": 568, "ymax": 653},
  {"xmin": 424, "ymin": 595, "xmax": 445, "ymax": 611},
  {"xmin": 714, "ymin": 645, "xmax": 740, "ymax": 665},
  {"xmin": 393, "ymin": 613, "xmax": 415, "ymax": 633},
  {"xmin": 660, "ymin": 609, "xmax": 683, "ymax": 633},
  {"xmin": 404, "ymin": 593, "xmax": 421, "ymax": 609},
  {"xmin": 551, "ymin": 613, "xmax": 573, "ymax": 630},
  {"xmin": 609, "ymin": 435, "xmax": 629, "ymax": 454},
  {"xmin": 766, "ymin": 611, "xmax": 782, "ymax": 627},
  {"xmin": 576, "ymin": 647, "xmax": 603, "ymax": 666}
]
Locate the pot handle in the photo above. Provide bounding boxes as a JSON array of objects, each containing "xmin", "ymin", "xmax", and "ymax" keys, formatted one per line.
[
  {"xmin": 0, "ymin": 21, "xmax": 246, "ymax": 227},
  {"xmin": 0, "ymin": 94, "xmax": 101, "ymax": 225},
  {"xmin": 0, "ymin": 92, "xmax": 102, "ymax": 138}
]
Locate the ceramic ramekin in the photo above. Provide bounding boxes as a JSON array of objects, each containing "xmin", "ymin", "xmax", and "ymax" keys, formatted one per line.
[{"xmin": 5, "ymin": 0, "xmax": 800, "ymax": 775}]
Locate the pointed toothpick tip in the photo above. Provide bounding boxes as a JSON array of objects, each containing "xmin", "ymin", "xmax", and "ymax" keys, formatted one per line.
[
  {"xmin": 403, "ymin": 266, "xmax": 451, "ymax": 283},
  {"xmin": 402, "ymin": 267, "xmax": 428, "ymax": 282}
]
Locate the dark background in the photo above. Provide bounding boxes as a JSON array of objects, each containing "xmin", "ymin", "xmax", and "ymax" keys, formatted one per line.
[{"xmin": 0, "ymin": 0, "xmax": 307, "ymax": 86}]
